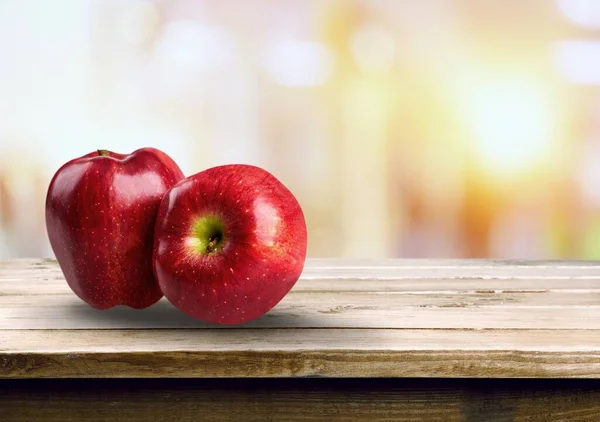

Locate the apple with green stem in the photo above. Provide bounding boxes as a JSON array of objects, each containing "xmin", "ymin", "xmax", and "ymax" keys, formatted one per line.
[
  {"xmin": 46, "ymin": 148, "xmax": 184, "ymax": 309},
  {"xmin": 153, "ymin": 164, "xmax": 307, "ymax": 324}
]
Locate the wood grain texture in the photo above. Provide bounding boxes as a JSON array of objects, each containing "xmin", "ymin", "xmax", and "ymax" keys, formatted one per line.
[
  {"xmin": 4, "ymin": 330, "xmax": 600, "ymax": 378},
  {"xmin": 2, "ymin": 259, "xmax": 600, "ymax": 379},
  {"xmin": 3, "ymin": 379, "xmax": 600, "ymax": 422}
]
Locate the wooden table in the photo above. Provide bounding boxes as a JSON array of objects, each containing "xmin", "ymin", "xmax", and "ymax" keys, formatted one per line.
[{"xmin": 2, "ymin": 259, "xmax": 600, "ymax": 420}]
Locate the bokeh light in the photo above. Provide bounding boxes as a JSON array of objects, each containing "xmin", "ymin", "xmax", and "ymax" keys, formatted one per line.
[
  {"xmin": 463, "ymin": 75, "xmax": 555, "ymax": 176},
  {"xmin": 1, "ymin": 0, "xmax": 600, "ymax": 259}
]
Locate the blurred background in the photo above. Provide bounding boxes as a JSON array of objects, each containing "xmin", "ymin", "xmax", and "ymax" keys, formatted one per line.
[{"xmin": 2, "ymin": 0, "xmax": 600, "ymax": 259}]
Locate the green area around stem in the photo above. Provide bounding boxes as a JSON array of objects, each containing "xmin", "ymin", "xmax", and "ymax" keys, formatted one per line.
[{"xmin": 189, "ymin": 215, "xmax": 226, "ymax": 255}]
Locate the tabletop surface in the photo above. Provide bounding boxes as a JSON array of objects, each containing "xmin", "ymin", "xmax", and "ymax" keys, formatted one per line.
[{"xmin": 2, "ymin": 258, "xmax": 600, "ymax": 379}]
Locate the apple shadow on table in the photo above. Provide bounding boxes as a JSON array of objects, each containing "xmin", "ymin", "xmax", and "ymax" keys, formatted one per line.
[{"xmin": 66, "ymin": 300, "xmax": 325, "ymax": 328}]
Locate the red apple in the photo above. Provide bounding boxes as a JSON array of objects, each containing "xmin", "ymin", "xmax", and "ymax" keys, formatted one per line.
[
  {"xmin": 153, "ymin": 164, "xmax": 307, "ymax": 324},
  {"xmin": 46, "ymin": 148, "xmax": 184, "ymax": 309}
]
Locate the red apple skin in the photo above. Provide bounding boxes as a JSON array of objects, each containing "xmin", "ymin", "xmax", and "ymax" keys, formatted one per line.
[
  {"xmin": 153, "ymin": 164, "xmax": 307, "ymax": 325},
  {"xmin": 46, "ymin": 148, "xmax": 184, "ymax": 309}
]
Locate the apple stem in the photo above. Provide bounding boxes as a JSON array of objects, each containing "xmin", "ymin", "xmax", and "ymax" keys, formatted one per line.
[
  {"xmin": 97, "ymin": 149, "xmax": 110, "ymax": 157},
  {"xmin": 206, "ymin": 235, "xmax": 220, "ymax": 253}
]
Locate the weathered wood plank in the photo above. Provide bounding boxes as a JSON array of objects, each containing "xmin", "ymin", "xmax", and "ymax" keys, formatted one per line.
[
  {"xmin": 3, "ymin": 290, "xmax": 600, "ymax": 307},
  {"xmin": 3, "ymin": 261, "xmax": 600, "ymax": 295},
  {"xmin": 4, "ymin": 258, "xmax": 600, "ymax": 280},
  {"xmin": 3, "ymin": 379, "xmax": 600, "ymax": 422},
  {"xmin": 5, "ymin": 328, "xmax": 600, "ymax": 353},
  {"xmin": 3, "ymin": 329, "xmax": 600, "ymax": 378},
  {"xmin": 1, "ymin": 293, "xmax": 600, "ymax": 330},
  {"xmin": 4, "ymin": 278, "xmax": 600, "ymax": 295}
]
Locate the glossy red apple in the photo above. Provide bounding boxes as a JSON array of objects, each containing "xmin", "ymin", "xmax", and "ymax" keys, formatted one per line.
[
  {"xmin": 46, "ymin": 148, "xmax": 184, "ymax": 309},
  {"xmin": 153, "ymin": 164, "xmax": 307, "ymax": 324}
]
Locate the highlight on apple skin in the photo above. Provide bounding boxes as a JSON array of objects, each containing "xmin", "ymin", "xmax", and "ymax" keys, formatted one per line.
[
  {"xmin": 45, "ymin": 148, "xmax": 185, "ymax": 309},
  {"xmin": 153, "ymin": 164, "xmax": 308, "ymax": 325}
]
